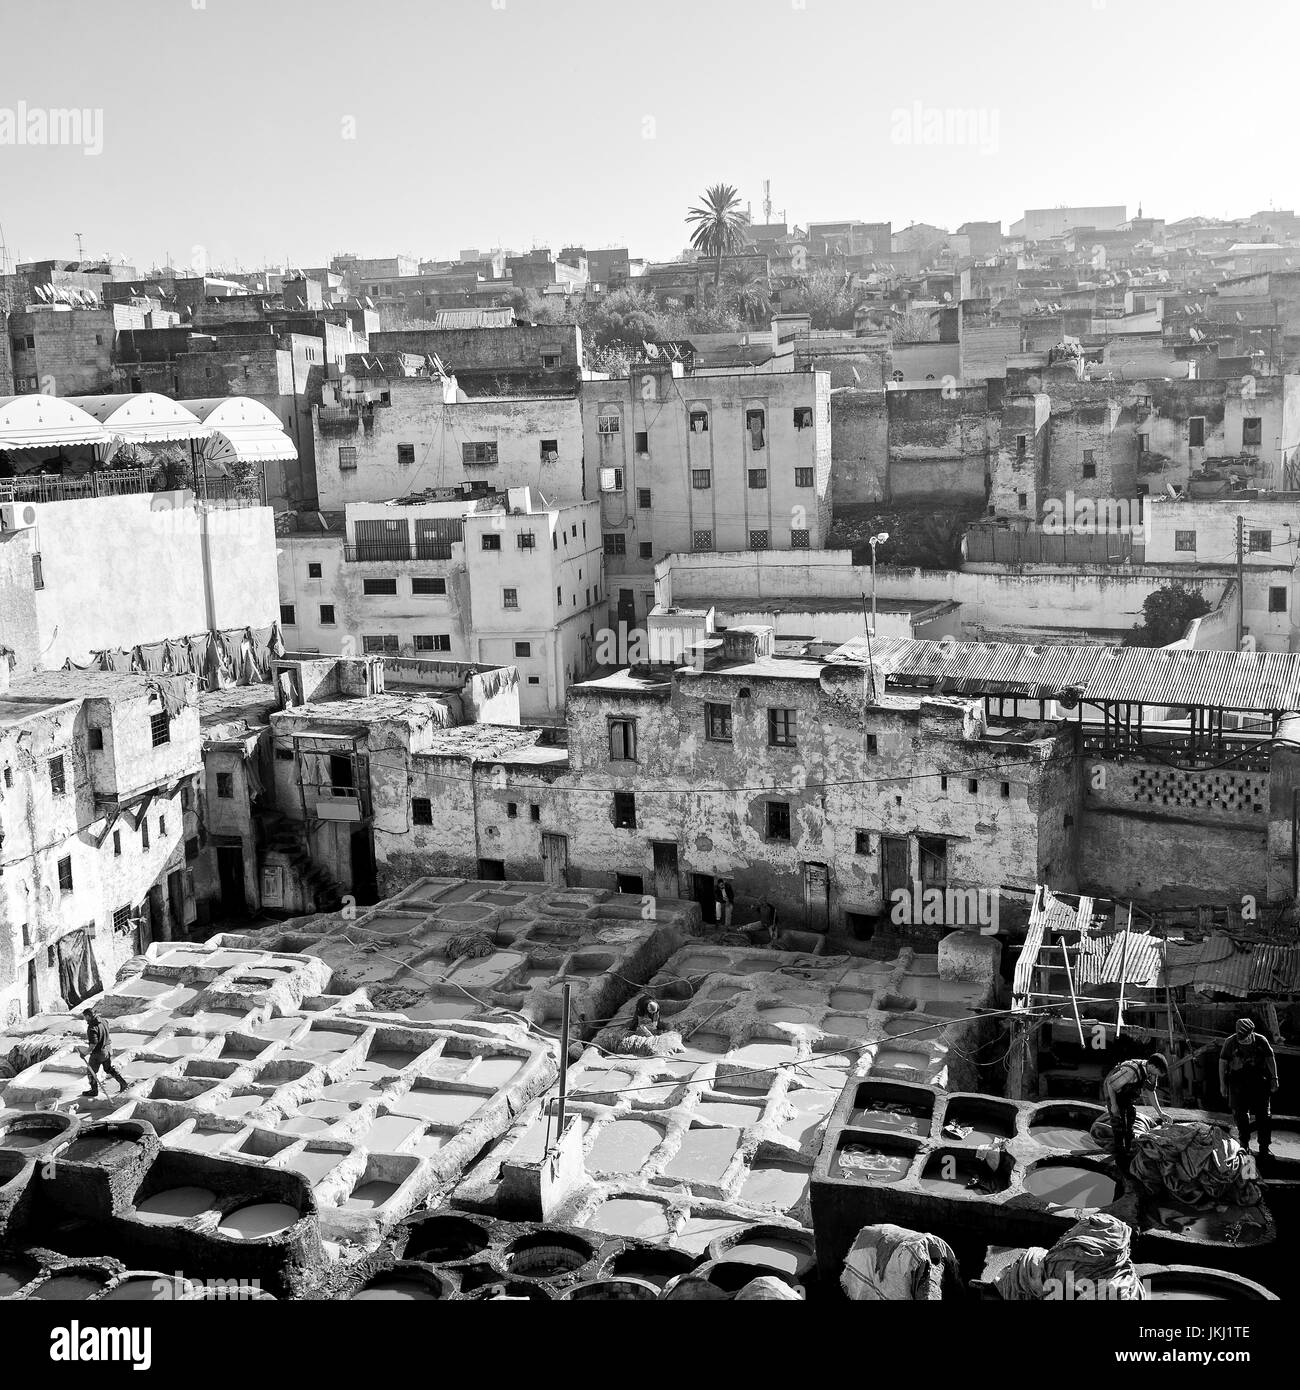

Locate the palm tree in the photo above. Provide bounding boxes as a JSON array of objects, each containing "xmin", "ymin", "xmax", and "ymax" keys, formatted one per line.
[
  {"xmin": 685, "ymin": 183, "xmax": 749, "ymax": 296},
  {"xmin": 723, "ymin": 265, "xmax": 772, "ymax": 324}
]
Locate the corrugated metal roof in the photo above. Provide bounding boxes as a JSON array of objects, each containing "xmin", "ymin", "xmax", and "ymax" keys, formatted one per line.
[
  {"xmin": 833, "ymin": 636, "xmax": 1300, "ymax": 712},
  {"xmin": 1161, "ymin": 936, "xmax": 1300, "ymax": 996},
  {"xmin": 431, "ymin": 307, "xmax": 514, "ymax": 330}
]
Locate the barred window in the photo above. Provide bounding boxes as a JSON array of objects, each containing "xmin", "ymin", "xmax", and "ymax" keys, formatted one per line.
[
  {"xmin": 462, "ymin": 441, "xmax": 499, "ymax": 465},
  {"xmin": 603, "ymin": 533, "xmax": 626, "ymax": 556},
  {"xmin": 338, "ymin": 446, "xmax": 357, "ymax": 470},
  {"xmin": 748, "ymin": 469, "xmax": 768, "ymax": 489},
  {"xmin": 790, "ymin": 529, "xmax": 810, "ymax": 549},
  {"xmin": 749, "ymin": 530, "xmax": 769, "ymax": 549},
  {"xmin": 795, "ymin": 467, "xmax": 814, "ymax": 487},
  {"xmin": 362, "ymin": 634, "xmax": 400, "ymax": 654},
  {"xmin": 693, "ymin": 529, "xmax": 713, "ymax": 550},
  {"xmin": 412, "ymin": 797, "xmax": 433, "ymax": 825},
  {"xmin": 691, "ymin": 469, "xmax": 711, "ymax": 489}
]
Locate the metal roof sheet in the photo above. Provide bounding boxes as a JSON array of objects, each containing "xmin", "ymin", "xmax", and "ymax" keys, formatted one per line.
[{"xmin": 833, "ymin": 636, "xmax": 1300, "ymax": 712}]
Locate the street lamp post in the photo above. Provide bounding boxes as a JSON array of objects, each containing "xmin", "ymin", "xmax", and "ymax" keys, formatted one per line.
[{"xmin": 868, "ymin": 531, "xmax": 889, "ymax": 632}]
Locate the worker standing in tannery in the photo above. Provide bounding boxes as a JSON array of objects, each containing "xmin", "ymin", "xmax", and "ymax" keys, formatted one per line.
[{"xmin": 1219, "ymin": 1017, "xmax": 1278, "ymax": 1162}]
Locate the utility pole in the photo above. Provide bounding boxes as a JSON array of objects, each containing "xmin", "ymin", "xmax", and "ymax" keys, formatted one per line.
[
  {"xmin": 1236, "ymin": 514, "xmax": 1245, "ymax": 650},
  {"xmin": 74, "ymin": 231, "xmax": 83, "ymax": 261}
]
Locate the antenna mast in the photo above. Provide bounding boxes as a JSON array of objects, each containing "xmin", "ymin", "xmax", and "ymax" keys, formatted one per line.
[{"xmin": 763, "ymin": 179, "xmax": 772, "ymax": 225}]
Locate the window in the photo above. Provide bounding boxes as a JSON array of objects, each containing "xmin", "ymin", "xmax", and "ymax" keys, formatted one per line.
[
  {"xmin": 706, "ymin": 702, "xmax": 733, "ymax": 742},
  {"xmin": 141, "ymin": 819, "xmax": 150, "ymax": 850},
  {"xmin": 113, "ymin": 830, "xmax": 121, "ymax": 857},
  {"xmin": 320, "ymin": 604, "xmax": 336, "ymax": 625},
  {"xmin": 463, "ymin": 441, "xmax": 499, "ymax": 465},
  {"xmin": 967, "ymin": 778, "xmax": 978, "ymax": 794},
  {"xmin": 280, "ymin": 603, "xmax": 296, "ymax": 625},
  {"xmin": 768, "ymin": 708, "xmax": 797, "ymax": 747},
  {"xmin": 216, "ymin": 772, "xmax": 234, "ymax": 798},
  {"xmin": 556, "ymin": 587, "xmax": 562, "ymax": 605},
  {"xmin": 1017, "ymin": 494, "xmax": 1027, "ymax": 512},
  {"xmin": 503, "ymin": 588, "xmax": 519, "ymax": 608},
  {"xmin": 1138, "ymin": 432, "xmax": 1150, "ymax": 453},
  {"xmin": 1081, "ymin": 449, "xmax": 1096, "ymax": 478},
  {"xmin": 766, "ymin": 801, "xmax": 791, "ymax": 841},
  {"xmin": 481, "ymin": 534, "xmax": 501, "ymax": 551},
  {"xmin": 1016, "ymin": 434, "xmax": 1027, "ymax": 457},
  {"xmin": 507, "ymin": 802, "xmax": 518, "ymax": 818},
  {"xmin": 597, "ymin": 413, "xmax": 621, "ymax": 435},
  {"xmin": 603, "ymin": 533, "xmax": 626, "ymax": 556},
  {"xmin": 1249, "ymin": 530, "xmax": 1272, "ymax": 553},
  {"xmin": 338, "ymin": 446, "xmax": 357, "ymax": 470},
  {"xmin": 790, "ymin": 528, "xmax": 810, "ymax": 548},
  {"xmin": 746, "ymin": 409, "xmax": 766, "ymax": 450},
  {"xmin": 397, "ymin": 443, "xmax": 416, "ymax": 465},
  {"xmin": 1243, "ymin": 417, "xmax": 1262, "ymax": 446},
  {"xmin": 689, "ymin": 409, "xmax": 709, "ymax": 433},
  {"xmin": 414, "ymin": 635, "xmax": 452, "ymax": 653},
  {"xmin": 49, "ymin": 756, "xmax": 66, "ymax": 795},
  {"xmin": 867, "ymin": 733, "xmax": 878, "ymax": 754},
  {"xmin": 514, "ymin": 642, "xmax": 532, "ymax": 658},
  {"xmin": 185, "ymin": 837, "xmax": 199, "ymax": 861},
  {"xmin": 540, "ymin": 438, "xmax": 558, "ymax": 459},
  {"xmin": 159, "ymin": 814, "xmax": 167, "ymax": 836},
  {"xmin": 1270, "ymin": 586, "xmax": 1288, "ymax": 613},
  {"xmin": 635, "ymin": 431, "xmax": 649, "ymax": 454},
  {"xmin": 616, "ymin": 873, "xmax": 643, "ymax": 894},
  {"xmin": 748, "ymin": 468, "xmax": 768, "ymax": 489},
  {"xmin": 794, "ymin": 406, "xmax": 813, "ymax": 429},
  {"xmin": 413, "ymin": 576, "xmax": 447, "ymax": 595},
  {"xmin": 855, "ymin": 830, "xmax": 871, "ymax": 855},
  {"xmin": 613, "ymin": 791, "xmax": 637, "ymax": 828},
  {"xmin": 362, "ymin": 634, "xmax": 400, "ymax": 654},
  {"xmin": 638, "ymin": 542, "xmax": 653, "ymax": 559},
  {"xmin": 412, "ymin": 797, "xmax": 433, "ymax": 825},
  {"xmin": 307, "ymin": 562, "xmax": 323, "ymax": 579},
  {"xmin": 795, "ymin": 467, "xmax": 814, "ymax": 488},
  {"xmin": 113, "ymin": 906, "xmax": 131, "ymax": 933},
  {"xmin": 56, "ymin": 856, "xmax": 73, "ymax": 893},
  {"xmin": 88, "ymin": 726, "xmax": 103, "ymax": 751},
  {"xmin": 1188, "ymin": 416, "xmax": 1205, "ymax": 447},
  {"xmin": 691, "ymin": 469, "xmax": 712, "ymax": 489},
  {"xmin": 363, "ymin": 578, "xmax": 398, "ymax": 596},
  {"xmin": 1174, "ymin": 530, "xmax": 1197, "ymax": 552},
  {"xmin": 530, "ymin": 804, "xmax": 541, "ymax": 822},
  {"xmin": 608, "ymin": 718, "xmax": 637, "ymax": 762},
  {"xmin": 32, "ymin": 552, "xmax": 44, "ymax": 589},
  {"xmin": 542, "ymin": 353, "xmax": 560, "ymax": 369},
  {"xmin": 693, "ymin": 529, "xmax": 713, "ymax": 550},
  {"xmin": 637, "ymin": 487, "xmax": 652, "ymax": 508},
  {"xmin": 749, "ymin": 530, "xmax": 769, "ymax": 549},
  {"xmin": 517, "ymin": 531, "xmax": 536, "ymax": 550},
  {"xmin": 150, "ymin": 712, "xmax": 170, "ymax": 747},
  {"xmin": 1000, "ymin": 781, "xmax": 1011, "ymax": 799}
]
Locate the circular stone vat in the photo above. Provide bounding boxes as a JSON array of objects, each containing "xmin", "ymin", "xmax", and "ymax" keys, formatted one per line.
[
  {"xmin": 405, "ymin": 1214, "xmax": 492, "ymax": 1264},
  {"xmin": 59, "ymin": 1130, "xmax": 140, "ymax": 1164},
  {"xmin": 1141, "ymin": 1265, "xmax": 1277, "ymax": 1302},
  {"xmin": 102, "ymin": 1274, "xmax": 189, "ymax": 1301},
  {"xmin": 0, "ymin": 1114, "xmax": 74, "ymax": 1150},
  {"xmin": 502, "ymin": 1231, "xmax": 595, "ymax": 1280},
  {"xmin": 605, "ymin": 1248, "xmax": 699, "ymax": 1289},
  {"xmin": 1027, "ymin": 1103, "xmax": 1104, "ymax": 1151},
  {"xmin": 699, "ymin": 1258, "xmax": 799, "ymax": 1295},
  {"xmin": 465, "ymin": 1279, "xmax": 555, "ymax": 1301},
  {"xmin": 0, "ymin": 1258, "xmax": 40, "ymax": 1296},
  {"xmin": 32, "ymin": 1271, "xmax": 110, "ymax": 1300},
  {"xmin": 352, "ymin": 1272, "xmax": 449, "ymax": 1301},
  {"xmin": 711, "ymin": 1226, "xmax": 815, "ymax": 1280},
  {"xmin": 563, "ymin": 1278, "xmax": 659, "ymax": 1300},
  {"xmin": 135, "ymin": 1186, "xmax": 217, "ymax": 1225},
  {"xmin": 1024, "ymin": 1161, "xmax": 1118, "ymax": 1209},
  {"xmin": 217, "ymin": 1202, "xmax": 300, "ymax": 1241}
]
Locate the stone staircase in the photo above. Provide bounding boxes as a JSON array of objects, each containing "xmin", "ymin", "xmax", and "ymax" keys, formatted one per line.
[{"xmin": 258, "ymin": 811, "xmax": 345, "ymax": 913}]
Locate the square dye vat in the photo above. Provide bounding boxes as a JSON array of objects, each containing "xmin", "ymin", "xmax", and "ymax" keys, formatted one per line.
[{"xmin": 660, "ymin": 1126, "xmax": 741, "ymax": 1186}]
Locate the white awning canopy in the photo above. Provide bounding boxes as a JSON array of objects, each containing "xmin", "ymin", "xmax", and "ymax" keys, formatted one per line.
[
  {"xmin": 0, "ymin": 395, "xmax": 112, "ymax": 451},
  {"xmin": 69, "ymin": 394, "xmax": 212, "ymax": 444},
  {"xmin": 178, "ymin": 397, "xmax": 298, "ymax": 466}
]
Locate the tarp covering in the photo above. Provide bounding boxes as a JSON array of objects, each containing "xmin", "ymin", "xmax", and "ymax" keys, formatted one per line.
[
  {"xmin": 993, "ymin": 1213, "xmax": 1146, "ymax": 1302},
  {"xmin": 841, "ymin": 1223, "xmax": 962, "ymax": 1301},
  {"xmin": 56, "ymin": 928, "xmax": 103, "ymax": 1008}
]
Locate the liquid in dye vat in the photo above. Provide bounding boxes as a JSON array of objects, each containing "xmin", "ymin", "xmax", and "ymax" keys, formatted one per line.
[
  {"xmin": 822, "ymin": 1014, "xmax": 873, "ymax": 1040},
  {"xmin": 253, "ymin": 1018, "xmax": 302, "ymax": 1041},
  {"xmin": 676, "ymin": 1036, "xmax": 731, "ymax": 1064},
  {"xmin": 836, "ymin": 1144, "xmax": 911, "ymax": 1182},
  {"xmin": 174, "ymin": 1127, "xmax": 238, "ymax": 1153},
  {"xmin": 218, "ymin": 1202, "xmax": 299, "ymax": 1240},
  {"xmin": 466, "ymin": 1055, "xmax": 522, "ymax": 1089},
  {"xmin": 149, "ymin": 1035, "xmax": 211, "ymax": 1057},
  {"xmin": 62, "ymin": 1135, "xmax": 137, "ymax": 1163},
  {"xmin": 445, "ymin": 950, "xmax": 526, "ymax": 988},
  {"xmin": 32, "ymin": 1274, "xmax": 107, "ymax": 1300},
  {"xmin": 365, "ymin": 1050, "xmax": 423, "ymax": 1073},
  {"xmin": 780, "ymin": 1090, "xmax": 837, "ymax": 1145},
  {"xmin": 586, "ymin": 1198, "xmax": 673, "ymax": 1239},
  {"xmin": 346, "ymin": 1180, "xmax": 400, "ymax": 1210},
  {"xmin": 295, "ymin": 1029, "xmax": 360, "ymax": 1055},
  {"xmin": 512, "ymin": 1115, "xmax": 591, "ymax": 1162},
  {"xmin": 585, "ymin": 1119, "xmax": 664, "ymax": 1174},
  {"xmin": 575, "ymin": 1067, "xmax": 635, "ymax": 1092},
  {"xmin": 828, "ymin": 990, "xmax": 873, "ymax": 1012},
  {"xmin": 872, "ymin": 1048, "xmax": 929, "ymax": 1075},
  {"xmin": 729, "ymin": 1040, "xmax": 798, "ymax": 1069},
  {"xmin": 320, "ymin": 1082, "xmax": 378, "ymax": 1103},
  {"xmin": 287, "ymin": 1150, "xmax": 344, "ymax": 1185},
  {"xmin": 401, "ymin": 1000, "xmax": 478, "ymax": 1022},
  {"xmin": 0, "ymin": 1261, "xmax": 36, "ymax": 1295},
  {"xmin": 1146, "ymin": 1289, "xmax": 1230, "ymax": 1301},
  {"xmin": 135, "ymin": 1187, "xmax": 217, "ymax": 1224},
  {"xmin": 393, "ymin": 1089, "xmax": 484, "ymax": 1125},
  {"xmin": 0, "ymin": 1131, "xmax": 54, "ymax": 1150},
  {"xmin": 739, "ymin": 1160, "xmax": 810, "ymax": 1210},
  {"xmin": 1031, "ymin": 1125, "xmax": 1100, "ymax": 1151},
  {"xmin": 757, "ymin": 1006, "xmax": 811, "ymax": 1026},
  {"xmin": 103, "ymin": 1278, "xmax": 185, "ymax": 1301},
  {"xmin": 694, "ymin": 1101, "xmax": 763, "ymax": 1128},
  {"xmin": 409, "ymin": 1130, "xmax": 452, "ymax": 1159},
  {"xmin": 352, "ymin": 1280, "xmax": 438, "ymax": 1301},
  {"xmin": 676, "ymin": 1216, "xmax": 750, "ymax": 1255},
  {"xmin": 1024, "ymin": 1165, "xmax": 1116, "ymax": 1208},
  {"xmin": 884, "ymin": 1016, "xmax": 941, "ymax": 1040},
  {"xmin": 362, "ymin": 1115, "xmax": 424, "ymax": 1150},
  {"xmin": 662, "ymin": 1127, "xmax": 741, "ymax": 1185},
  {"xmin": 280, "ymin": 1116, "xmax": 330, "ymax": 1136},
  {"xmin": 720, "ymin": 1239, "xmax": 809, "ymax": 1277}
]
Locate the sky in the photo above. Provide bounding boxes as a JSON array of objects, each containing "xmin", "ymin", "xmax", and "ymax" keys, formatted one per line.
[{"xmin": 0, "ymin": 0, "xmax": 1296, "ymax": 274}]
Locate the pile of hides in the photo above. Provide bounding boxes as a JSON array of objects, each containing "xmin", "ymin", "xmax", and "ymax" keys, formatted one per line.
[
  {"xmin": 0, "ymin": 1036, "xmax": 67, "ymax": 1080},
  {"xmin": 993, "ymin": 1213, "xmax": 1146, "ymax": 1301},
  {"xmin": 614, "ymin": 1028, "xmax": 684, "ymax": 1057},
  {"xmin": 1090, "ymin": 1110, "xmax": 1157, "ymax": 1152},
  {"xmin": 1125, "ymin": 1120, "xmax": 1261, "ymax": 1209},
  {"xmin": 841, "ymin": 1223, "xmax": 963, "ymax": 1301},
  {"xmin": 445, "ymin": 932, "xmax": 495, "ymax": 961}
]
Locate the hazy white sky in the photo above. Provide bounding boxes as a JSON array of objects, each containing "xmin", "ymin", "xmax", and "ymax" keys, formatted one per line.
[{"xmin": 0, "ymin": 0, "xmax": 1295, "ymax": 272}]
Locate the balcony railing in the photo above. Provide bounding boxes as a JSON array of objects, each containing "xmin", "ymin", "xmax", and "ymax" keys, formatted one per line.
[
  {"xmin": 0, "ymin": 467, "xmax": 264, "ymax": 505},
  {"xmin": 344, "ymin": 543, "xmax": 455, "ymax": 562}
]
